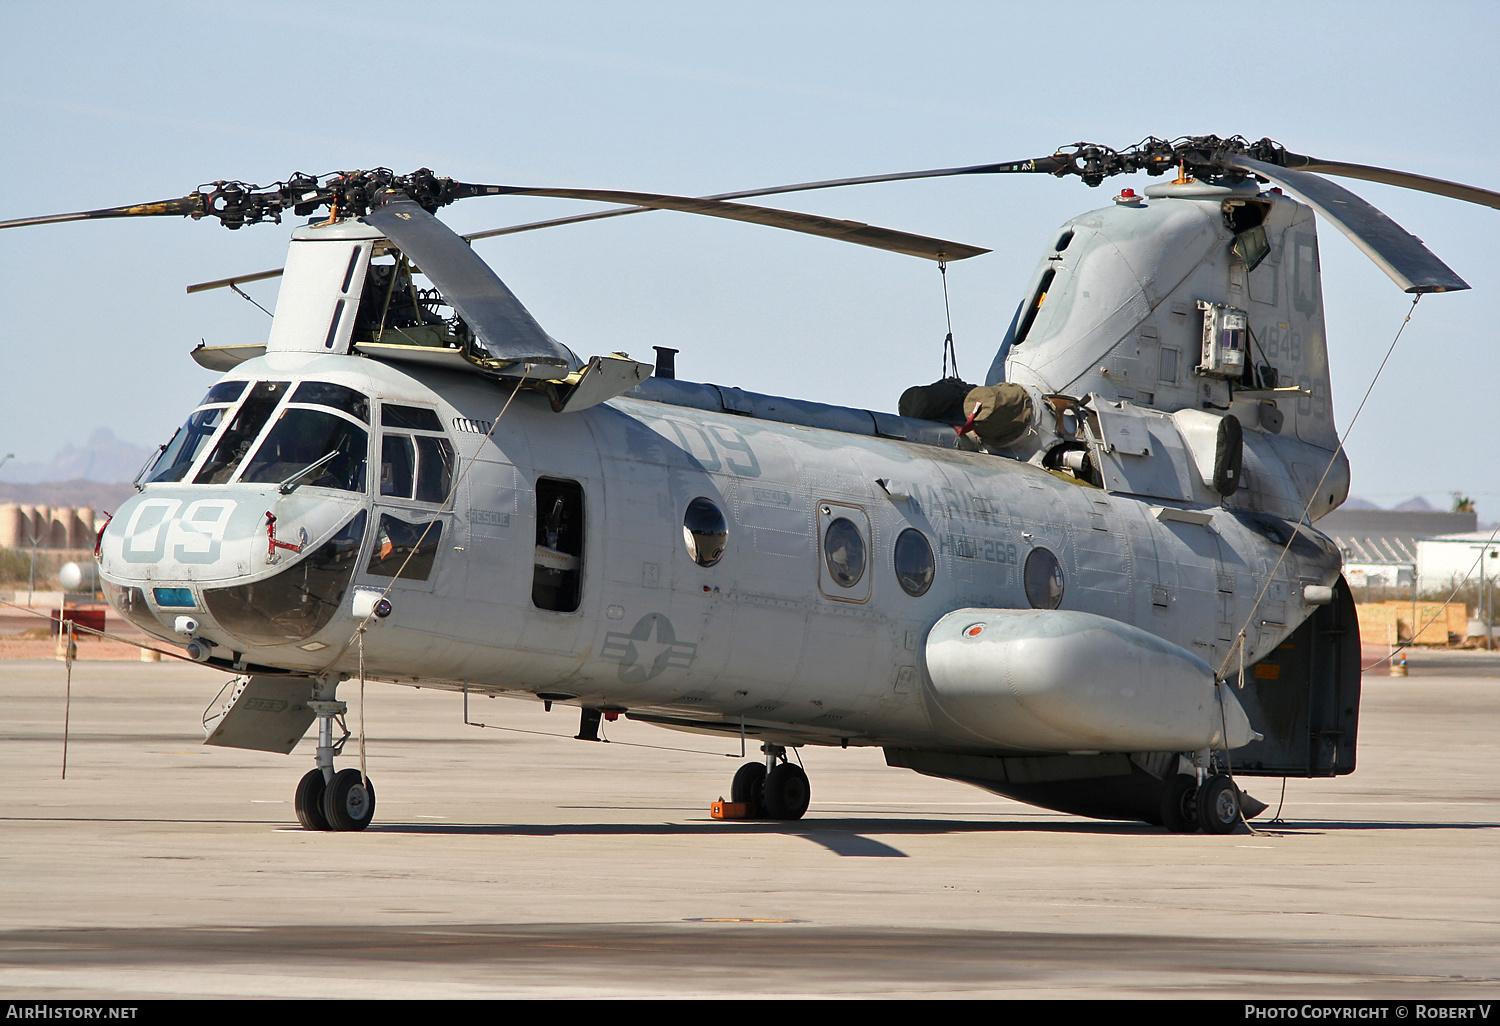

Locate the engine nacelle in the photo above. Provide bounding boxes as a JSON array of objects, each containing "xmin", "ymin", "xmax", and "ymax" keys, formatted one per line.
[{"xmin": 924, "ymin": 608, "xmax": 1256, "ymax": 753}]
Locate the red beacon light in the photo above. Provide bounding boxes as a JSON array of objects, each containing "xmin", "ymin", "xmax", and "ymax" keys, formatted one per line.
[{"xmin": 1114, "ymin": 187, "xmax": 1145, "ymax": 206}]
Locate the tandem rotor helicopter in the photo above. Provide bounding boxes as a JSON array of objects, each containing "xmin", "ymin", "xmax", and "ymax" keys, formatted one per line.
[{"xmin": 5, "ymin": 134, "xmax": 1497, "ymax": 834}]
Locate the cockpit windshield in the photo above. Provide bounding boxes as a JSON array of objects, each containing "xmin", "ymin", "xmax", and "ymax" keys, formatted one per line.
[
  {"xmin": 144, "ymin": 407, "xmax": 228, "ymax": 484},
  {"xmin": 240, "ymin": 408, "xmax": 367, "ymax": 492},
  {"xmin": 142, "ymin": 379, "xmax": 374, "ymax": 489},
  {"xmin": 195, "ymin": 381, "xmax": 290, "ymax": 485}
]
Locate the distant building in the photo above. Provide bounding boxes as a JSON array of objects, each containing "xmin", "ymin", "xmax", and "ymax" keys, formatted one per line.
[
  {"xmin": 1317, "ymin": 507, "xmax": 1476, "ymax": 590},
  {"xmin": 0, "ymin": 505, "xmax": 97, "ymax": 549},
  {"xmin": 1416, "ymin": 531, "xmax": 1500, "ymax": 596}
]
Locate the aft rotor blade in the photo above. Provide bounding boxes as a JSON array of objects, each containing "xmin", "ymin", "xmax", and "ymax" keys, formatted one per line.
[
  {"xmin": 362, "ymin": 197, "xmax": 573, "ymax": 370},
  {"xmin": 464, "ymin": 156, "xmax": 1062, "ymax": 243},
  {"xmin": 1280, "ymin": 153, "xmax": 1500, "ymax": 211},
  {"xmin": 0, "ymin": 196, "xmax": 204, "ymax": 231},
  {"xmin": 456, "ymin": 184, "xmax": 989, "ymax": 261},
  {"xmin": 1228, "ymin": 155, "xmax": 1470, "ymax": 294}
]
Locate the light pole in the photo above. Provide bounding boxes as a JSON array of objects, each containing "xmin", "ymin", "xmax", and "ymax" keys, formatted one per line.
[
  {"xmin": 1470, "ymin": 543, "xmax": 1499, "ymax": 651},
  {"xmin": 27, "ymin": 529, "xmax": 41, "ymax": 606}
]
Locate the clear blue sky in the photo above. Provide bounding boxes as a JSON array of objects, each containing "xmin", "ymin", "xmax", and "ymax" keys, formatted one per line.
[{"xmin": 2, "ymin": 1, "xmax": 1496, "ymax": 517}]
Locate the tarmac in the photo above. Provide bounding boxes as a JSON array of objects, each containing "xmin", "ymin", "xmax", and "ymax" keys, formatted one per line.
[{"xmin": 1, "ymin": 648, "xmax": 1498, "ymax": 999}]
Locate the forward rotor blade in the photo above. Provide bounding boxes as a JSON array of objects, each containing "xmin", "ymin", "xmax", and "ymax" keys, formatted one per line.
[
  {"xmin": 185, "ymin": 266, "xmax": 285, "ymax": 295},
  {"xmin": 464, "ymin": 157, "xmax": 1062, "ymax": 243},
  {"xmin": 190, "ymin": 167, "xmax": 1006, "ymax": 292},
  {"xmin": 1280, "ymin": 153, "xmax": 1500, "ymax": 211},
  {"xmin": 0, "ymin": 196, "xmax": 203, "ymax": 231},
  {"xmin": 1228, "ymin": 155, "xmax": 1469, "ymax": 294},
  {"xmin": 457, "ymin": 184, "xmax": 989, "ymax": 261},
  {"xmin": 362, "ymin": 197, "xmax": 573, "ymax": 370}
]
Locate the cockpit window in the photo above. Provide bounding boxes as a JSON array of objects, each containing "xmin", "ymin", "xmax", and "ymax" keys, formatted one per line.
[
  {"xmin": 380, "ymin": 432, "xmax": 454, "ymax": 502},
  {"xmin": 203, "ymin": 509, "xmax": 368, "ymax": 646},
  {"xmin": 414, "ymin": 436, "xmax": 454, "ymax": 502},
  {"xmin": 381, "ymin": 435, "xmax": 415, "ymax": 498},
  {"xmin": 199, "ymin": 381, "xmax": 248, "ymax": 405},
  {"xmin": 382, "ymin": 404, "xmax": 443, "ymax": 432},
  {"xmin": 379, "ymin": 400, "xmax": 454, "ymax": 504},
  {"xmin": 293, "ymin": 381, "xmax": 370, "ymax": 423},
  {"xmin": 144, "ymin": 407, "xmax": 227, "ymax": 484},
  {"xmin": 239, "ymin": 408, "xmax": 368, "ymax": 492},
  {"xmin": 195, "ymin": 381, "xmax": 289, "ymax": 485}
]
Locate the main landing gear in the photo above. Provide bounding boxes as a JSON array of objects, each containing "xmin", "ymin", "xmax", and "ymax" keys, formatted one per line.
[
  {"xmin": 292, "ymin": 682, "xmax": 376, "ymax": 832},
  {"xmin": 1159, "ymin": 770, "xmax": 1242, "ymax": 834},
  {"xmin": 729, "ymin": 743, "xmax": 810, "ymax": 820}
]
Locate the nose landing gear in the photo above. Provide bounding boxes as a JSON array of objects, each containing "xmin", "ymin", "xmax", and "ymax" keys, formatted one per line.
[
  {"xmin": 728, "ymin": 743, "xmax": 809, "ymax": 821},
  {"xmin": 292, "ymin": 687, "xmax": 376, "ymax": 832}
]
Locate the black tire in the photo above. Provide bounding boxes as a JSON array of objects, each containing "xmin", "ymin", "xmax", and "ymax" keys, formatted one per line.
[
  {"xmin": 294, "ymin": 768, "xmax": 331, "ymax": 831},
  {"xmin": 1159, "ymin": 774, "xmax": 1200, "ymax": 834},
  {"xmin": 731, "ymin": 762, "xmax": 767, "ymax": 815},
  {"xmin": 1197, "ymin": 774, "xmax": 1241, "ymax": 834},
  {"xmin": 763, "ymin": 762, "xmax": 810, "ymax": 821},
  {"xmin": 323, "ymin": 768, "xmax": 376, "ymax": 832}
]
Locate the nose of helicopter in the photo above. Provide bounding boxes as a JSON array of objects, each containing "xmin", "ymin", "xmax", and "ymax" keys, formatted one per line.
[{"xmin": 98, "ymin": 485, "xmax": 367, "ymax": 655}]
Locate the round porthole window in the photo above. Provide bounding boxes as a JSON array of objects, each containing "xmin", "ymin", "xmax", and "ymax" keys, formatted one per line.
[
  {"xmin": 893, "ymin": 528, "xmax": 935, "ymax": 597},
  {"xmin": 823, "ymin": 517, "xmax": 866, "ymax": 588},
  {"xmin": 1023, "ymin": 547, "xmax": 1065, "ymax": 609},
  {"xmin": 683, "ymin": 497, "xmax": 728, "ymax": 567}
]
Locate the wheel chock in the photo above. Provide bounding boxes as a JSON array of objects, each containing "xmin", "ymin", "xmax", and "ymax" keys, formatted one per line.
[{"xmin": 712, "ymin": 798, "xmax": 753, "ymax": 819}]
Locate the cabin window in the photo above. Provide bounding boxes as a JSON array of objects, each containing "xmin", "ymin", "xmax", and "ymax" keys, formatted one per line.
[
  {"xmin": 1024, "ymin": 547, "xmax": 1065, "ymax": 609},
  {"xmin": 893, "ymin": 528, "xmax": 935, "ymax": 597},
  {"xmin": 532, "ymin": 478, "xmax": 584, "ymax": 612},
  {"xmin": 683, "ymin": 497, "xmax": 729, "ymax": 567},
  {"xmin": 823, "ymin": 517, "xmax": 867, "ymax": 589}
]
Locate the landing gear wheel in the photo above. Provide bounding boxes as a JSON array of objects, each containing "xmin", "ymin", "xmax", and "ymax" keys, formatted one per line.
[
  {"xmin": 323, "ymin": 768, "xmax": 376, "ymax": 832},
  {"xmin": 294, "ymin": 769, "xmax": 331, "ymax": 831},
  {"xmin": 731, "ymin": 762, "xmax": 767, "ymax": 816},
  {"xmin": 1197, "ymin": 774, "xmax": 1241, "ymax": 834},
  {"xmin": 1159, "ymin": 774, "xmax": 1200, "ymax": 834},
  {"xmin": 763, "ymin": 763, "xmax": 810, "ymax": 821}
]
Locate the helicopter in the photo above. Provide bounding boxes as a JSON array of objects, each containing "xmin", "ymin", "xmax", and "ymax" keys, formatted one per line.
[{"xmin": 4, "ymin": 135, "xmax": 1495, "ymax": 834}]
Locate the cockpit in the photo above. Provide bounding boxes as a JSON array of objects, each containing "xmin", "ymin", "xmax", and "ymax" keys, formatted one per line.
[
  {"xmin": 143, "ymin": 379, "xmax": 370, "ymax": 492},
  {"xmin": 105, "ymin": 373, "xmax": 460, "ymax": 666}
]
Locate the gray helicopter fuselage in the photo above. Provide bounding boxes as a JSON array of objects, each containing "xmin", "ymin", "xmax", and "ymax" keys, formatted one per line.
[
  {"xmin": 97, "ymin": 347, "xmax": 1340, "ymax": 753},
  {"xmin": 26, "ymin": 139, "xmax": 1484, "ymax": 827}
]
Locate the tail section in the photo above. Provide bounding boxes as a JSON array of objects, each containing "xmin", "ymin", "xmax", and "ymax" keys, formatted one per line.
[{"xmin": 990, "ymin": 180, "xmax": 1347, "ymax": 517}]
